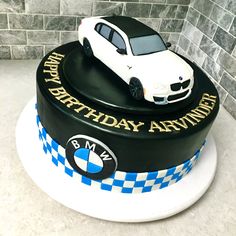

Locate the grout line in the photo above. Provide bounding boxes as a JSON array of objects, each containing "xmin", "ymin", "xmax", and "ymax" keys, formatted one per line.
[
  {"xmin": 222, "ymin": 93, "xmax": 228, "ymax": 105},
  {"xmin": 0, "ymin": 28, "xmax": 184, "ymax": 34},
  {"xmin": 59, "ymin": 31, "xmax": 62, "ymax": 45},
  {"xmin": 91, "ymin": 1, "xmax": 94, "ymax": 16},
  {"xmin": 218, "ymin": 67, "xmax": 224, "ymax": 84},
  {"xmin": 148, "ymin": 4, "xmax": 153, "ymax": 18},
  {"xmin": 214, "ymin": 47, "xmax": 221, "ymax": 63},
  {"xmin": 228, "ymin": 16, "xmax": 235, "ymax": 33},
  {"xmin": 75, "ymin": 16, "xmax": 78, "ymax": 31},
  {"xmin": 9, "ymin": 45, "xmax": 13, "ymax": 59},
  {"xmin": 185, "ymin": 19, "xmax": 235, "ymax": 57},
  {"xmin": 121, "ymin": 2, "xmax": 125, "ymax": 16},
  {"xmin": 209, "ymin": 0, "xmax": 234, "ymax": 17},
  {"xmin": 0, "ymin": 12, "xmax": 90, "ymax": 18},
  {"xmin": 212, "ymin": 25, "xmax": 235, "ymax": 51},
  {"xmin": 189, "ymin": 5, "xmax": 235, "ymax": 38},
  {"xmin": 6, "ymin": 13, "xmax": 10, "ymax": 30},
  {"xmin": 190, "ymin": 4, "xmax": 211, "ymax": 20},
  {"xmin": 0, "ymin": 44, "xmax": 50, "ymax": 47},
  {"xmin": 26, "ymin": 29, "xmax": 28, "ymax": 46},
  {"xmin": 181, "ymin": 29, "xmax": 208, "ymax": 65},
  {"xmin": 174, "ymin": 4, "xmax": 178, "ymax": 19},
  {"xmin": 0, "ymin": 13, "xmax": 187, "ymax": 21},
  {"xmin": 43, "ymin": 45, "xmax": 46, "ymax": 57},
  {"xmin": 208, "ymin": 0, "xmax": 214, "ymax": 20},
  {"xmin": 43, "ymin": 14, "xmax": 45, "ymax": 30}
]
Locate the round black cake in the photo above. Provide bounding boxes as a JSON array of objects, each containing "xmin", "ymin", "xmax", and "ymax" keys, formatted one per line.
[{"xmin": 36, "ymin": 41, "xmax": 219, "ymax": 193}]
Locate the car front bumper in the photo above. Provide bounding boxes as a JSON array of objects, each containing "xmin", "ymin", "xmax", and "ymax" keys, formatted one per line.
[{"xmin": 145, "ymin": 88, "xmax": 192, "ymax": 105}]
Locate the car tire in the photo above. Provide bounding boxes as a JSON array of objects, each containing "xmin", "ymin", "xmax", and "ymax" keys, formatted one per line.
[
  {"xmin": 83, "ymin": 38, "xmax": 93, "ymax": 58},
  {"xmin": 129, "ymin": 78, "xmax": 144, "ymax": 100}
]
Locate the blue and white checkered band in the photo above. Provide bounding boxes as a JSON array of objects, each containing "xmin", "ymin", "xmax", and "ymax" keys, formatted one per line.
[{"xmin": 36, "ymin": 113, "xmax": 206, "ymax": 194}]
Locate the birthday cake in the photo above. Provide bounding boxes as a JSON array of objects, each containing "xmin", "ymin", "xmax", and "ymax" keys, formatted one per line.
[{"xmin": 36, "ymin": 17, "xmax": 219, "ymax": 194}]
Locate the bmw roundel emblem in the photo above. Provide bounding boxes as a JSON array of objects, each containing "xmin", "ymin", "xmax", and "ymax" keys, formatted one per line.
[
  {"xmin": 66, "ymin": 135, "xmax": 117, "ymax": 180},
  {"xmin": 179, "ymin": 76, "xmax": 183, "ymax": 81}
]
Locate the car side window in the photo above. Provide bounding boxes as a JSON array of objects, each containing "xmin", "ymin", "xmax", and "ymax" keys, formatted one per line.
[
  {"xmin": 111, "ymin": 31, "xmax": 126, "ymax": 49},
  {"xmin": 95, "ymin": 23, "xmax": 102, "ymax": 32},
  {"xmin": 100, "ymin": 24, "xmax": 111, "ymax": 40}
]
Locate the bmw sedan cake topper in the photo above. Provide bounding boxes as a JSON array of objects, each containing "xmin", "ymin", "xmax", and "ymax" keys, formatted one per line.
[
  {"xmin": 78, "ymin": 16, "xmax": 194, "ymax": 105},
  {"xmin": 66, "ymin": 135, "xmax": 117, "ymax": 180}
]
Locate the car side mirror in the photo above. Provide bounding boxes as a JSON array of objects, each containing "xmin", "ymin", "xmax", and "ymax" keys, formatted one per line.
[
  {"xmin": 166, "ymin": 42, "xmax": 171, "ymax": 48},
  {"xmin": 117, "ymin": 48, "xmax": 127, "ymax": 55}
]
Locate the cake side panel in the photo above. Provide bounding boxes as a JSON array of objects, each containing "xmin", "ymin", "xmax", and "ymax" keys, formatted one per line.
[{"xmin": 36, "ymin": 42, "xmax": 219, "ymax": 172}]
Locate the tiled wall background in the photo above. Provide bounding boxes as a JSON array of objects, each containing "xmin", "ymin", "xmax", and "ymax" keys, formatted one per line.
[
  {"xmin": 0, "ymin": 0, "xmax": 188, "ymax": 58},
  {"xmin": 0, "ymin": 0, "xmax": 235, "ymax": 119},
  {"xmin": 176, "ymin": 0, "xmax": 236, "ymax": 119}
]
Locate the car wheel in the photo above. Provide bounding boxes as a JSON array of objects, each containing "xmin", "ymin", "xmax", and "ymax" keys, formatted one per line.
[
  {"xmin": 83, "ymin": 38, "xmax": 93, "ymax": 58},
  {"xmin": 129, "ymin": 78, "xmax": 144, "ymax": 100}
]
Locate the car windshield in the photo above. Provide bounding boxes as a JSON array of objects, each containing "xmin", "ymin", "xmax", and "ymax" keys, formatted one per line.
[{"xmin": 129, "ymin": 34, "xmax": 167, "ymax": 56}]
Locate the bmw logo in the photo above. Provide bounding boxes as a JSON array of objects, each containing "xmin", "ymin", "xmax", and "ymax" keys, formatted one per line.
[
  {"xmin": 179, "ymin": 76, "xmax": 183, "ymax": 81},
  {"xmin": 66, "ymin": 135, "xmax": 117, "ymax": 180}
]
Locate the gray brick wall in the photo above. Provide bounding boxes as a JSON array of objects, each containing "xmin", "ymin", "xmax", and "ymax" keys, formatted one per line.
[
  {"xmin": 176, "ymin": 0, "xmax": 236, "ymax": 119},
  {"xmin": 0, "ymin": 0, "xmax": 236, "ymax": 119},
  {"xmin": 0, "ymin": 0, "xmax": 187, "ymax": 60}
]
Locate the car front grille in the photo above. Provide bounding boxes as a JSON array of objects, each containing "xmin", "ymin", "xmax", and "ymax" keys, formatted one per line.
[
  {"xmin": 170, "ymin": 79, "xmax": 190, "ymax": 91},
  {"xmin": 168, "ymin": 90, "xmax": 189, "ymax": 101},
  {"xmin": 153, "ymin": 96, "xmax": 164, "ymax": 102}
]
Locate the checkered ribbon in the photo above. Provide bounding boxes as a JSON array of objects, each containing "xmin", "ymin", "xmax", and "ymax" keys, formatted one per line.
[{"xmin": 36, "ymin": 112, "xmax": 205, "ymax": 194}]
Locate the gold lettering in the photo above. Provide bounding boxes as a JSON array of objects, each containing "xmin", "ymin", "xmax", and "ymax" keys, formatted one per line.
[
  {"xmin": 199, "ymin": 101, "xmax": 215, "ymax": 111},
  {"xmin": 100, "ymin": 115, "xmax": 118, "ymax": 127},
  {"xmin": 55, "ymin": 93, "xmax": 70, "ymax": 100},
  {"xmin": 44, "ymin": 61, "xmax": 59, "ymax": 71},
  {"xmin": 194, "ymin": 106, "xmax": 210, "ymax": 116},
  {"xmin": 44, "ymin": 58, "xmax": 60, "ymax": 66},
  {"xmin": 115, "ymin": 119, "xmax": 131, "ymax": 130},
  {"xmin": 127, "ymin": 121, "xmax": 144, "ymax": 132},
  {"xmin": 43, "ymin": 69, "xmax": 59, "ymax": 77},
  {"xmin": 46, "ymin": 66, "xmax": 217, "ymax": 134},
  {"xmin": 172, "ymin": 119, "xmax": 188, "ymax": 129},
  {"xmin": 197, "ymin": 104, "xmax": 211, "ymax": 115},
  {"xmin": 149, "ymin": 121, "xmax": 167, "ymax": 133},
  {"xmin": 44, "ymin": 77, "xmax": 61, "ymax": 84},
  {"xmin": 60, "ymin": 96, "xmax": 81, "ymax": 108},
  {"xmin": 74, "ymin": 103, "xmax": 91, "ymax": 113},
  {"xmin": 181, "ymin": 116, "xmax": 197, "ymax": 126},
  {"xmin": 49, "ymin": 87, "xmax": 67, "ymax": 97},
  {"xmin": 160, "ymin": 120, "xmax": 180, "ymax": 132},
  {"xmin": 202, "ymin": 93, "xmax": 217, "ymax": 103},
  {"xmin": 43, "ymin": 53, "xmax": 65, "ymax": 83},
  {"xmin": 84, "ymin": 109, "xmax": 104, "ymax": 122},
  {"xmin": 187, "ymin": 109, "xmax": 206, "ymax": 123},
  {"xmin": 51, "ymin": 52, "xmax": 65, "ymax": 61},
  {"xmin": 199, "ymin": 93, "xmax": 217, "ymax": 111}
]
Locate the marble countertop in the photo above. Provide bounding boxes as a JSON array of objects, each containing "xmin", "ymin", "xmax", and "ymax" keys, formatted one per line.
[{"xmin": 0, "ymin": 60, "xmax": 236, "ymax": 236}]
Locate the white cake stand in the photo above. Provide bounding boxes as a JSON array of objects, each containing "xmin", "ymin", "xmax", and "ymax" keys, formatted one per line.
[{"xmin": 16, "ymin": 98, "xmax": 217, "ymax": 222}]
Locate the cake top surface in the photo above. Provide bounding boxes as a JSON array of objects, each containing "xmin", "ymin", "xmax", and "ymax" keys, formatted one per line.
[{"xmin": 102, "ymin": 16, "xmax": 156, "ymax": 38}]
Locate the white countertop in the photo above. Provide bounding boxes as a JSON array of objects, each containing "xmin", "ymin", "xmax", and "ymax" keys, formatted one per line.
[{"xmin": 0, "ymin": 60, "xmax": 236, "ymax": 236}]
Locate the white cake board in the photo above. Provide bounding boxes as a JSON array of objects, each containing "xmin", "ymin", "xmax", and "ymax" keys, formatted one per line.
[{"xmin": 16, "ymin": 98, "xmax": 217, "ymax": 222}]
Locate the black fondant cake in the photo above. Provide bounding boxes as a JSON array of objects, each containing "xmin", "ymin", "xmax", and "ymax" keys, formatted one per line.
[{"xmin": 36, "ymin": 41, "xmax": 219, "ymax": 193}]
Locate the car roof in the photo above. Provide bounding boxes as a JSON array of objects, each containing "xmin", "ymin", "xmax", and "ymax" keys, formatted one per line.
[{"xmin": 101, "ymin": 16, "xmax": 157, "ymax": 38}]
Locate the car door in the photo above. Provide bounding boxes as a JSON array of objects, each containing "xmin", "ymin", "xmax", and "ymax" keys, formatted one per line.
[
  {"xmin": 108, "ymin": 30, "xmax": 130, "ymax": 82},
  {"xmin": 93, "ymin": 23, "xmax": 114, "ymax": 67},
  {"xmin": 93, "ymin": 24, "xmax": 130, "ymax": 82}
]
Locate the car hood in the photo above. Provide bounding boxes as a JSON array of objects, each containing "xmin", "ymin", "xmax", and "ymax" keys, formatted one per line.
[{"xmin": 131, "ymin": 50, "xmax": 193, "ymax": 86}]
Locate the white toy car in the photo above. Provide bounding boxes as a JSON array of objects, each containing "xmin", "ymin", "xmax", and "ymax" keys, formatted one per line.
[{"xmin": 78, "ymin": 16, "xmax": 194, "ymax": 105}]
